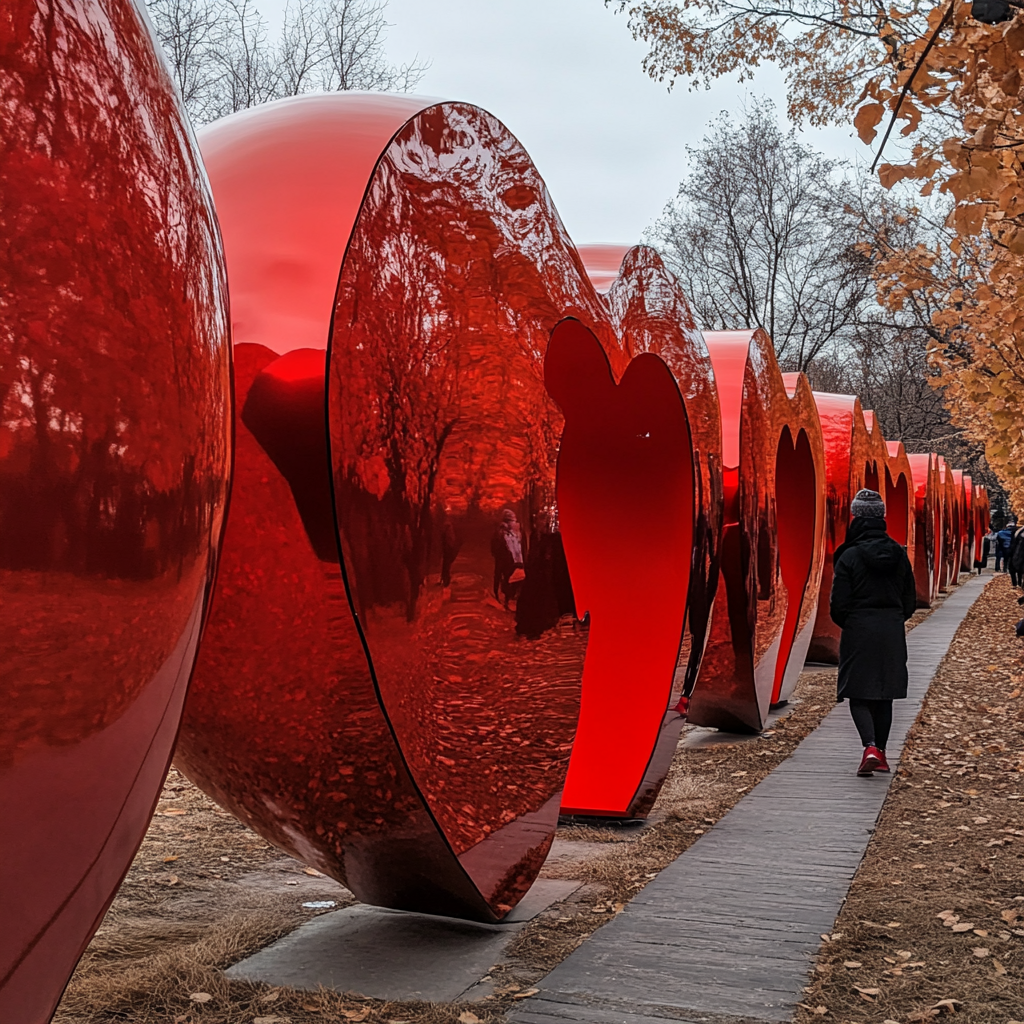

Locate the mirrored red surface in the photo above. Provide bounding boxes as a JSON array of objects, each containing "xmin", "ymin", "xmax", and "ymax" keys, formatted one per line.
[{"xmin": 0, "ymin": 2, "xmax": 231, "ymax": 1019}]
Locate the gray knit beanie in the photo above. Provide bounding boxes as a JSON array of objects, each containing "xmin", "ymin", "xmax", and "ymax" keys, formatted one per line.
[{"xmin": 850, "ymin": 488, "xmax": 886, "ymax": 518}]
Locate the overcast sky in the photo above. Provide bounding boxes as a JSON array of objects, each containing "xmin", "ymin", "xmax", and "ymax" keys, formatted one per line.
[{"xmin": 261, "ymin": 0, "xmax": 868, "ymax": 245}]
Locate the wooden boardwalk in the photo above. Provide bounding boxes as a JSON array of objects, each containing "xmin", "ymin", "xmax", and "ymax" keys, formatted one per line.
[{"xmin": 511, "ymin": 577, "xmax": 986, "ymax": 1024}]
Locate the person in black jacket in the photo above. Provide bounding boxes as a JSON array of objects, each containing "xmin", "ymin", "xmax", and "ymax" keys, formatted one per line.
[
  {"xmin": 1008, "ymin": 523, "xmax": 1024, "ymax": 587},
  {"xmin": 830, "ymin": 489, "xmax": 917, "ymax": 776}
]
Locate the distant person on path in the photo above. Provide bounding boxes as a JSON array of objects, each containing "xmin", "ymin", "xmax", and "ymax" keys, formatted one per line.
[
  {"xmin": 995, "ymin": 521, "xmax": 1015, "ymax": 572},
  {"xmin": 1009, "ymin": 522, "xmax": 1024, "ymax": 587},
  {"xmin": 976, "ymin": 529, "xmax": 991, "ymax": 574},
  {"xmin": 830, "ymin": 489, "xmax": 917, "ymax": 777},
  {"xmin": 491, "ymin": 508, "xmax": 525, "ymax": 609}
]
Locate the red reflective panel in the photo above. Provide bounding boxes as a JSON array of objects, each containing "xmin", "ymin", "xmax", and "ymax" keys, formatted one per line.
[
  {"xmin": 180, "ymin": 95, "xmax": 621, "ymax": 921},
  {"xmin": 0, "ymin": 1, "xmax": 232, "ymax": 1020},
  {"xmin": 689, "ymin": 332, "xmax": 825, "ymax": 732},
  {"xmin": 907, "ymin": 452, "xmax": 942, "ymax": 606}
]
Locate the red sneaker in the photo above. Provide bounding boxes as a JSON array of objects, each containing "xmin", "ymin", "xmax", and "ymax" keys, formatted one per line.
[
  {"xmin": 858, "ymin": 746, "xmax": 883, "ymax": 776},
  {"xmin": 875, "ymin": 749, "xmax": 891, "ymax": 772}
]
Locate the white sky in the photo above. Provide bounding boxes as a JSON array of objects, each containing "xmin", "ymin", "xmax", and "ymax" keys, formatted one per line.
[{"xmin": 260, "ymin": 0, "xmax": 869, "ymax": 245}]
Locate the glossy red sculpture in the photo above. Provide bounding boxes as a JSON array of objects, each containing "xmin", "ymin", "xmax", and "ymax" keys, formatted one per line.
[
  {"xmin": 556, "ymin": 245, "xmax": 723, "ymax": 818},
  {"xmin": 687, "ymin": 331, "xmax": 826, "ymax": 733},
  {"xmin": 908, "ymin": 452, "xmax": 943, "ymax": 606},
  {"xmin": 0, "ymin": 1, "xmax": 232, "ymax": 1020},
  {"xmin": 936, "ymin": 457, "xmax": 959, "ymax": 592},
  {"xmin": 953, "ymin": 470, "xmax": 972, "ymax": 573},
  {"xmin": 179, "ymin": 94, "xmax": 680, "ymax": 920}
]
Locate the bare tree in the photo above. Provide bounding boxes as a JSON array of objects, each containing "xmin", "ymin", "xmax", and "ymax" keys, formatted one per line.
[
  {"xmin": 147, "ymin": 0, "xmax": 428, "ymax": 125},
  {"xmin": 650, "ymin": 101, "xmax": 873, "ymax": 372}
]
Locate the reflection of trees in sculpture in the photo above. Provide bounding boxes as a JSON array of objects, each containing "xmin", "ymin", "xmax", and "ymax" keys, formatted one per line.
[
  {"xmin": 333, "ymin": 105, "xmax": 605, "ymax": 621},
  {"xmin": 0, "ymin": 0, "xmax": 228, "ymax": 582},
  {"xmin": 0, "ymin": 0, "xmax": 230, "ymax": 766},
  {"xmin": 329, "ymin": 102, "xmax": 598, "ymax": 867}
]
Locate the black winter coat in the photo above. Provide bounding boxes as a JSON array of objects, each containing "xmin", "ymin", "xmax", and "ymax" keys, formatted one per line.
[
  {"xmin": 1009, "ymin": 528, "xmax": 1024, "ymax": 576},
  {"xmin": 830, "ymin": 517, "xmax": 917, "ymax": 700}
]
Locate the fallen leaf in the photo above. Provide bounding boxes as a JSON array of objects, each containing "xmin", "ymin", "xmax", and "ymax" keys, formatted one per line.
[
  {"xmin": 161, "ymin": 808, "xmax": 187, "ymax": 816},
  {"xmin": 254, "ymin": 1018, "xmax": 288, "ymax": 1024},
  {"xmin": 973, "ymin": 929, "xmax": 989, "ymax": 937},
  {"xmin": 458, "ymin": 1013, "xmax": 481, "ymax": 1024},
  {"xmin": 260, "ymin": 991, "xmax": 281, "ymax": 1003},
  {"xmin": 162, "ymin": 855, "xmax": 179, "ymax": 863},
  {"xmin": 303, "ymin": 867, "xmax": 323, "ymax": 877},
  {"xmin": 951, "ymin": 922, "xmax": 975, "ymax": 932},
  {"xmin": 189, "ymin": 992, "xmax": 212, "ymax": 1003},
  {"xmin": 730, "ymin": 771, "xmax": 748, "ymax": 777},
  {"xmin": 812, "ymin": 1008, "xmax": 828, "ymax": 1016},
  {"xmin": 301, "ymin": 1004, "xmax": 321, "ymax": 1012},
  {"xmin": 932, "ymin": 999, "xmax": 963, "ymax": 1013},
  {"xmin": 844, "ymin": 960, "xmax": 863, "ymax": 968},
  {"xmin": 341, "ymin": 1011, "xmax": 369, "ymax": 1022},
  {"xmin": 512, "ymin": 988, "xmax": 540, "ymax": 1000},
  {"xmin": 972, "ymin": 947, "xmax": 990, "ymax": 957},
  {"xmin": 887, "ymin": 921, "xmax": 902, "ymax": 928},
  {"xmin": 994, "ymin": 960, "xmax": 1008, "ymax": 975}
]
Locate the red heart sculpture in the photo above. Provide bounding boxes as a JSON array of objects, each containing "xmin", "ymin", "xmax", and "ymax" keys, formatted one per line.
[
  {"xmin": 687, "ymin": 330, "xmax": 826, "ymax": 733},
  {"xmin": 178, "ymin": 94, "xmax": 638, "ymax": 920},
  {"xmin": 0, "ymin": 2, "xmax": 231, "ymax": 1020},
  {"xmin": 554, "ymin": 245, "xmax": 723, "ymax": 818}
]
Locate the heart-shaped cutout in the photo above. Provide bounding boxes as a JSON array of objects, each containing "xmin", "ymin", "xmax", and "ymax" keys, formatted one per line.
[
  {"xmin": 551, "ymin": 244, "xmax": 724, "ymax": 818},
  {"xmin": 0, "ymin": 1, "xmax": 231, "ymax": 1019},
  {"xmin": 544, "ymin": 318, "xmax": 695, "ymax": 817}
]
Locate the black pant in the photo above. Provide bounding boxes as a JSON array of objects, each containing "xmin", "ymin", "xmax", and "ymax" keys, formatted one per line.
[{"xmin": 849, "ymin": 698, "xmax": 893, "ymax": 750}]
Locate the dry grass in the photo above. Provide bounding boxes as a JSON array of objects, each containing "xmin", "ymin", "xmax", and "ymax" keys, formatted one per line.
[{"xmin": 795, "ymin": 573, "xmax": 1024, "ymax": 1024}]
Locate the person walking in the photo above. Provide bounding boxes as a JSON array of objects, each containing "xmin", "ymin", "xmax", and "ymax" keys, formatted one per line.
[
  {"xmin": 830, "ymin": 489, "xmax": 917, "ymax": 776},
  {"xmin": 1009, "ymin": 522, "xmax": 1024, "ymax": 587},
  {"xmin": 995, "ymin": 521, "xmax": 1015, "ymax": 572}
]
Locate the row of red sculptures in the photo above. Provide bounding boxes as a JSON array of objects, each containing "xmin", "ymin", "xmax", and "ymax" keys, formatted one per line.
[{"xmin": 0, "ymin": 1, "xmax": 991, "ymax": 1021}]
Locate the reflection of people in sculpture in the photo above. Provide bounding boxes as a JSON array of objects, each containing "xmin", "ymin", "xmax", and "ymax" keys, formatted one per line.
[
  {"xmin": 440, "ymin": 515, "xmax": 460, "ymax": 588},
  {"xmin": 830, "ymin": 489, "xmax": 916, "ymax": 777},
  {"xmin": 491, "ymin": 508, "xmax": 525, "ymax": 609},
  {"xmin": 515, "ymin": 516, "xmax": 575, "ymax": 637}
]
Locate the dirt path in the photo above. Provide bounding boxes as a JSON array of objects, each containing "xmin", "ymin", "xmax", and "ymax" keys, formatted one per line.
[{"xmin": 796, "ymin": 573, "xmax": 1024, "ymax": 1023}]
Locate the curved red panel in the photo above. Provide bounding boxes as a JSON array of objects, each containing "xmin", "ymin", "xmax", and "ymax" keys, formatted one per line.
[
  {"xmin": 806, "ymin": 394, "xmax": 879, "ymax": 663},
  {"xmin": 954, "ymin": 470, "xmax": 972, "ymax": 572},
  {"xmin": 0, "ymin": 1, "xmax": 232, "ymax": 1020},
  {"xmin": 556, "ymin": 245, "xmax": 723, "ymax": 817},
  {"xmin": 687, "ymin": 332, "xmax": 825, "ymax": 733},
  {"xmin": 908, "ymin": 453, "xmax": 943, "ymax": 606}
]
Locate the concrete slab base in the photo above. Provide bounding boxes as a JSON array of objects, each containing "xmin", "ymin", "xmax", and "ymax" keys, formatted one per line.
[{"xmin": 225, "ymin": 878, "xmax": 581, "ymax": 1002}]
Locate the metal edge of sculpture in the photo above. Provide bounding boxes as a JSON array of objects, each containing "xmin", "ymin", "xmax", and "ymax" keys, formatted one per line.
[
  {"xmin": 0, "ymin": 1, "xmax": 232, "ymax": 1020},
  {"xmin": 686, "ymin": 330, "xmax": 826, "ymax": 733},
  {"xmin": 907, "ymin": 452, "xmax": 944, "ymax": 606},
  {"xmin": 806, "ymin": 394, "xmax": 875, "ymax": 663},
  {"xmin": 555, "ymin": 244, "xmax": 723, "ymax": 819}
]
